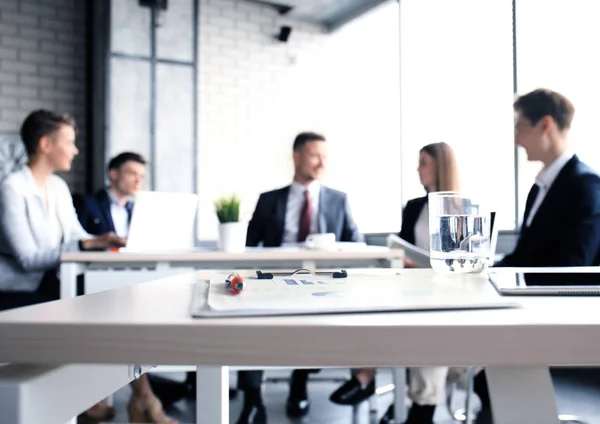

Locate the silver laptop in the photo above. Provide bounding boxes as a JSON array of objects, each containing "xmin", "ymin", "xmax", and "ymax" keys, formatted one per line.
[
  {"xmin": 125, "ymin": 191, "xmax": 199, "ymax": 252},
  {"xmin": 488, "ymin": 269, "xmax": 600, "ymax": 296}
]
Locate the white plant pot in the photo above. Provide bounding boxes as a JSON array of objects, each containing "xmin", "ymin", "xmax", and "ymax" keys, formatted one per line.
[{"xmin": 218, "ymin": 222, "xmax": 247, "ymax": 253}]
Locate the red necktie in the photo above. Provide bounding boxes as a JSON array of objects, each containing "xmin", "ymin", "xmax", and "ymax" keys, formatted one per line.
[{"xmin": 297, "ymin": 189, "xmax": 311, "ymax": 242}]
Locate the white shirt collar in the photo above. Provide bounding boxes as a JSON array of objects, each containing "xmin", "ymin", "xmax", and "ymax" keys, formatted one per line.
[
  {"xmin": 290, "ymin": 179, "xmax": 321, "ymax": 196},
  {"xmin": 106, "ymin": 188, "xmax": 132, "ymax": 206},
  {"xmin": 536, "ymin": 151, "xmax": 574, "ymax": 190}
]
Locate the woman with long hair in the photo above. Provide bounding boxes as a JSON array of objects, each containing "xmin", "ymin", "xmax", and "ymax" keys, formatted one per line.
[{"xmin": 329, "ymin": 142, "xmax": 460, "ymax": 424}]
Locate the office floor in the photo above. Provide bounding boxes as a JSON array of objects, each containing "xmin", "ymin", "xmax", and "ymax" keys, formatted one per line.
[{"xmin": 104, "ymin": 368, "xmax": 600, "ymax": 424}]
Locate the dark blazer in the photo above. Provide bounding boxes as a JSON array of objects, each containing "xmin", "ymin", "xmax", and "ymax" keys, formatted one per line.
[
  {"xmin": 498, "ymin": 155, "xmax": 600, "ymax": 267},
  {"xmin": 73, "ymin": 189, "xmax": 130, "ymax": 236},
  {"xmin": 399, "ymin": 196, "xmax": 427, "ymax": 244},
  {"xmin": 246, "ymin": 185, "xmax": 363, "ymax": 247}
]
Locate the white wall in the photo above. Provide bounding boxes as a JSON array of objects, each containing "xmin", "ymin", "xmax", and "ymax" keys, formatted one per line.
[{"xmin": 197, "ymin": 0, "xmax": 401, "ymax": 240}]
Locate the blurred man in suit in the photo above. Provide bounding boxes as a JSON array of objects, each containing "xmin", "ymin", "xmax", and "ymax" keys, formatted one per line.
[
  {"xmin": 498, "ymin": 89, "xmax": 600, "ymax": 267},
  {"xmin": 73, "ymin": 152, "xmax": 193, "ymax": 411},
  {"xmin": 476, "ymin": 89, "xmax": 600, "ymax": 424},
  {"xmin": 237, "ymin": 132, "xmax": 363, "ymax": 424},
  {"xmin": 73, "ymin": 152, "xmax": 146, "ymax": 237}
]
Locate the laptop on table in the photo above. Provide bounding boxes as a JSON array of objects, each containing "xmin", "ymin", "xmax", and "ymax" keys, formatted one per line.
[
  {"xmin": 124, "ymin": 191, "xmax": 199, "ymax": 252},
  {"xmin": 488, "ymin": 268, "xmax": 600, "ymax": 296}
]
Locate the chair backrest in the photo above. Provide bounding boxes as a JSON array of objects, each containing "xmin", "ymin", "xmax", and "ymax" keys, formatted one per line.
[{"xmin": 489, "ymin": 211, "xmax": 499, "ymax": 263}]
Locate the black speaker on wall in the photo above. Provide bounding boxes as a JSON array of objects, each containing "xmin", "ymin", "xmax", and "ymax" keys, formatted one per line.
[
  {"xmin": 276, "ymin": 26, "xmax": 292, "ymax": 42},
  {"xmin": 139, "ymin": 0, "xmax": 168, "ymax": 11}
]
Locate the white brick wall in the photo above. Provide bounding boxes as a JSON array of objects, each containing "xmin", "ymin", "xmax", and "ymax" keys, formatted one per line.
[
  {"xmin": 196, "ymin": 0, "xmax": 402, "ymax": 240},
  {"xmin": 197, "ymin": 0, "xmax": 334, "ymax": 240},
  {"xmin": 0, "ymin": 0, "xmax": 87, "ymax": 191}
]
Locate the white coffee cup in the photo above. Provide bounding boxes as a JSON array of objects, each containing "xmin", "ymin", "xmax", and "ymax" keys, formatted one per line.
[{"xmin": 305, "ymin": 233, "xmax": 336, "ymax": 250}]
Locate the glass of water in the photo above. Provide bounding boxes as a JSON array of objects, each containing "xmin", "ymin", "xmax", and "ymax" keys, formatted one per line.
[{"xmin": 428, "ymin": 191, "xmax": 491, "ymax": 274}]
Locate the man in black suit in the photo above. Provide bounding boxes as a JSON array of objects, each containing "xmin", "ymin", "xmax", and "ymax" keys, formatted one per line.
[
  {"xmin": 236, "ymin": 132, "xmax": 363, "ymax": 424},
  {"xmin": 497, "ymin": 91, "xmax": 600, "ymax": 267},
  {"xmin": 475, "ymin": 89, "xmax": 600, "ymax": 424}
]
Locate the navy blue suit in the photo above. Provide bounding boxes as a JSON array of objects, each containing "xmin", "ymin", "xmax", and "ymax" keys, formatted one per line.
[
  {"xmin": 498, "ymin": 155, "xmax": 600, "ymax": 267},
  {"xmin": 246, "ymin": 185, "xmax": 363, "ymax": 247},
  {"xmin": 72, "ymin": 189, "xmax": 132, "ymax": 236}
]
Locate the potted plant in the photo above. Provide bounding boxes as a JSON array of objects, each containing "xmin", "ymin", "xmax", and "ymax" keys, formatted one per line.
[{"xmin": 215, "ymin": 195, "xmax": 246, "ymax": 252}]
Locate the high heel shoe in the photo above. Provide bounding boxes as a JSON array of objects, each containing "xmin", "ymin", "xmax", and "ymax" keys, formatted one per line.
[{"xmin": 127, "ymin": 394, "xmax": 179, "ymax": 424}]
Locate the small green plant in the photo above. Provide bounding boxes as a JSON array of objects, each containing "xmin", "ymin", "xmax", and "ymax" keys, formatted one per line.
[{"xmin": 215, "ymin": 195, "xmax": 240, "ymax": 223}]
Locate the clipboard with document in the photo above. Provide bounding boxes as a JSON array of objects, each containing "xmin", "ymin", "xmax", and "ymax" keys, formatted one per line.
[{"xmin": 189, "ymin": 268, "xmax": 517, "ymax": 318}]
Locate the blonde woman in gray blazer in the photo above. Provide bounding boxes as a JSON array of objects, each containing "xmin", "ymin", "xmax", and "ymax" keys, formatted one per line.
[{"xmin": 0, "ymin": 110, "xmax": 125, "ymax": 311}]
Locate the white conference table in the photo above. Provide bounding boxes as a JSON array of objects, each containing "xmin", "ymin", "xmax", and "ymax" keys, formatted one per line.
[
  {"xmin": 1, "ymin": 268, "xmax": 600, "ymax": 424},
  {"xmin": 59, "ymin": 245, "xmax": 405, "ymax": 298}
]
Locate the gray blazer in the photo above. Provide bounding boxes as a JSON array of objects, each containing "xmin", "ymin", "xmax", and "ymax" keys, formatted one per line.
[{"xmin": 0, "ymin": 167, "xmax": 91, "ymax": 292}]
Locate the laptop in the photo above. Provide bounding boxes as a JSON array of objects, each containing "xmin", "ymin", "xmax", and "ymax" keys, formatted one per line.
[
  {"xmin": 488, "ymin": 269, "xmax": 600, "ymax": 296},
  {"xmin": 124, "ymin": 191, "xmax": 199, "ymax": 252}
]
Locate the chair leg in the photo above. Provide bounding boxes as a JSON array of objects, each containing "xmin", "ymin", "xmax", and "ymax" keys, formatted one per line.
[
  {"xmin": 464, "ymin": 367, "xmax": 474, "ymax": 424},
  {"xmin": 558, "ymin": 415, "xmax": 589, "ymax": 423},
  {"xmin": 446, "ymin": 367, "xmax": 477, "ymax": 423}
]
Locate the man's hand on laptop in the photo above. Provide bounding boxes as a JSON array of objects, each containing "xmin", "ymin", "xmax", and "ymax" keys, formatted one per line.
[{"xmin": 81, "ymin": 232, "xmax": 127, "ymax": 251}]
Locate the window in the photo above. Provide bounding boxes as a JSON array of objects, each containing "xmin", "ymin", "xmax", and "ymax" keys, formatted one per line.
[
  {"xmin": 515, "ymin": 0, "xmax": 600, "ymax": 222},
  {"xmin": 196, "ymin": 1, "xmax": 402, "ymax": 239},
  {"xmin": 399, "ymin": 0, "xmax": 516, "ymax": 229}
]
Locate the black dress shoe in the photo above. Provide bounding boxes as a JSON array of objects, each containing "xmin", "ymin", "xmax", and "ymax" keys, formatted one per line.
[
  {"xmin": 146, "ymin": 374, "xmax": 188, "ymax": 406},
  {"xmin": 380, "ymin": 404, "xmax": 394, "ymax": 424},
  {"xmin": 286, "ymin": 397, "xmax": 311, "ymax": 419},
  {"xmin": 405, "ymin": 403, "xmax": 435, "ymax": 424},
  {"xmin": 474, "ymin": 406, "xmax": 492, "ymax": 424},
  {"xmin": 330, "ymin": 377, "xmax": 376, "ymax": 405},
  {"xmin": 380, "ymin": 403, "xmax": 436, "ymax": 424},
  {"xmin": 236, "ymin": 403, "xmax": 267, "ymax": 424}
]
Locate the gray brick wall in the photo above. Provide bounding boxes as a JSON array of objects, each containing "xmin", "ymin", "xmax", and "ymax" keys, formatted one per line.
[{"xmin": 0, "ymin": 0, "xmax": 87, "ymax": 191}]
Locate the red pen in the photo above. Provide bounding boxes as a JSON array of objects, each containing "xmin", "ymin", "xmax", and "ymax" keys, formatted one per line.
[{"xmin": 225, "ymin": 273, "xmax": 245, "ymax": 294}]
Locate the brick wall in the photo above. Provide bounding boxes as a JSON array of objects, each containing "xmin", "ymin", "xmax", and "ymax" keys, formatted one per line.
[{"xmin": 0, "ymin": 0, "xmax": 87, "ymax": 191}]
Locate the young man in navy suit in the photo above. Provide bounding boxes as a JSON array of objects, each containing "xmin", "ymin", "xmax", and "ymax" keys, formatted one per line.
[
  {"xmin": 73, "ymin": 152, "xmax": 146, "ymax": 237},
  {"xmin": 237, "ymin": 132, "xmax": 363, "ymax": 424},
  {"xmin": 475, "ymin": 89, "xmax": 600, "ymax": 424}
]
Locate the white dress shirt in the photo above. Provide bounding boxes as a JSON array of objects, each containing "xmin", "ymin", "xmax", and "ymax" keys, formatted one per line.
[
  {"xmin": 526, "ymin": 152, "xmax": 574, "ymax": 227},
  {"xmin": 283, "ymin": 180, "xmax": 321, "ymax": 244},
  {"xmin": 414, "ymin": 201, "xmax": 430, "ymax": 250},
  {"xmin": 106, "ymin": 189, "xmax": 130, "ymax": 238},
  {"xmin": 22, "ymin": 167, "xmax": 63, "ymax": 248}
]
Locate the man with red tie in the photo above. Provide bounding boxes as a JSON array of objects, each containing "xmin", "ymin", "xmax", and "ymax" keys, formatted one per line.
[{"xmin": 238, "ymin": 132, "xmax": 363, "ymax": 423}]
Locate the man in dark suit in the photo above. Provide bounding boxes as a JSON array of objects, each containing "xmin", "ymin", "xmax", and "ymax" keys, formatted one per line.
[
  {"xmin": 73, "ymin": 152, "xmax": 146, "ymax": 237},
  {"xmin": 475, "ymin": 89, "xmax": 600, "ymax": 424},
  {"xmin": 237, "ymin": 132, "xmax": 363, "ymax": 424}
]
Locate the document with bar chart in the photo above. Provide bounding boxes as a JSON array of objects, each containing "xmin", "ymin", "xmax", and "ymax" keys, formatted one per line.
[{"xmin": 189, "ymin": 271, "xmax": 518, "ymax": 318}]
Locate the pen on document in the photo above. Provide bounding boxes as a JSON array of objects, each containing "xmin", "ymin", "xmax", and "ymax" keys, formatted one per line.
[{"xmin": 225, "ymin": 272, "xmax": 245, "ymax": 294}]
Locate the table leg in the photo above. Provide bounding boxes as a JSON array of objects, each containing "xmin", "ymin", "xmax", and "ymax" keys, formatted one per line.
[
  {"xmin": 60, "ymin": 262, "xmax": 84, "ymax": 299},
  {"xmin": 486, "ymin": 366, "xmax": 559, "ymax": 424},
  {"xmin": 393, "ymin": 367, "xmax": 407, "ymax": 422},
  {"xmin": 196, "ymin": 366, "xmax": 229, "ymax": 424}
]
